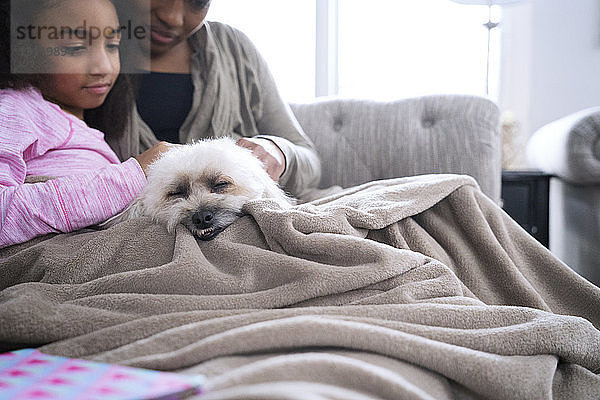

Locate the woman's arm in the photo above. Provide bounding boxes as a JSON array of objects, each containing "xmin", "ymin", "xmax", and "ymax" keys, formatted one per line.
[{"xmin": 234, "ymin": 29, "xmax": 322, "ymax": 197}]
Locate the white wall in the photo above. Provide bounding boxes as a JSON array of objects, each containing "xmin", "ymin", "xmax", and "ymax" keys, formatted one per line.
[{"xmin": 499, "ymin": 0, "xmax": 600, "ymax": 167}]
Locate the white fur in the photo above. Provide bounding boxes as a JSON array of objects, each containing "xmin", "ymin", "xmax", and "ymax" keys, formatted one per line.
[{"xmin": 108, "ymin": 138, "xmax": 293, "ymax": 240}]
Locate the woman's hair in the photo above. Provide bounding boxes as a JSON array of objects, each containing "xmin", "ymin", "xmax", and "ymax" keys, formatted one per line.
[
  {"xmin": 191, "ymin": 0, "xmax": 212, "ymax": 8},
  {"xmin": 0, "ymin": 0, "xmax": 133, "ymax": 142}
]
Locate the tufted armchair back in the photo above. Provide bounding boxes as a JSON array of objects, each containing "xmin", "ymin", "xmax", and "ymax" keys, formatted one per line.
[
  {"xmin": 527, "ymin": 107, "xmax": 600, "ymax": 286},
  {"xmin": 290, "ymin": 95, "xmax": 502, "ymax": 202}
]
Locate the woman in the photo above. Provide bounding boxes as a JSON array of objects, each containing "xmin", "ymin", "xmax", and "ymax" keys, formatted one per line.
[{"xmin": 105, "ymin": 0, "xmax": 321, "ymax": 199}]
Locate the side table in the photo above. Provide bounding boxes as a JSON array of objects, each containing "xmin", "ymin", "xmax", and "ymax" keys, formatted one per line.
[{"xmin": 500, "ymin": 170, "xmax": 552, "ymax": 248}]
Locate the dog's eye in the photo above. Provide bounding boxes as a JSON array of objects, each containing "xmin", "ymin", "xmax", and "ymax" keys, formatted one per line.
[
  {"xmin": 211, "ymin": 181, "xmax": 231, "ymax": 193},
  {"xmin": 167, "ymin": 185, "xmax": 189, "ymax": 199}
]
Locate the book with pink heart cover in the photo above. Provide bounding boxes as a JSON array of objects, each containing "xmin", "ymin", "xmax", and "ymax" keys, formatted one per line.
[{"xmin": 0, "ymin": 348, "xmax": 205, "ymax": 399}]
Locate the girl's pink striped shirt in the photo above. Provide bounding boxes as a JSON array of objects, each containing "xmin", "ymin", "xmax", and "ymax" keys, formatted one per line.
[{"xmin": 0, "ymin": 87, "xmax": 146, "ymax": 248}]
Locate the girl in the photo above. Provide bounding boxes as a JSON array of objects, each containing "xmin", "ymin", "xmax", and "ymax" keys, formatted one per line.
[{"xmin": 0, "ymin": 0, "xmax": 171, "ymax": 248}]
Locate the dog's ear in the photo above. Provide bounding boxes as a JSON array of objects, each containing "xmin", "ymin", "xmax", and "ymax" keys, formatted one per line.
[{"xmin": 123, "ymin": 198, "xmax": 146, "ymax": 219}]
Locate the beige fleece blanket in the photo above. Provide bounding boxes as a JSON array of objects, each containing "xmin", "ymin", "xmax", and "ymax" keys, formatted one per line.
[{"xmin": 1, "ymin": 174, "xmax": 600, "ymax": 400}]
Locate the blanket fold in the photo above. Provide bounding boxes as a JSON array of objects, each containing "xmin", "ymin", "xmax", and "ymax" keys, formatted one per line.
[{"xmin": 1, "ymin": 174, "xmax": 599, "ymax": 399}]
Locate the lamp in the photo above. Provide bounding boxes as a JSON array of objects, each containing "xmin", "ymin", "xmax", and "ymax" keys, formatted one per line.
[{"xmin": 450, "ymin": 0, "xmax": 527, "ymax": 95}]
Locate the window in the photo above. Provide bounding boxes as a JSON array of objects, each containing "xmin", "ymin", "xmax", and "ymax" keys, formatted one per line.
[
  {"xmin": 207, "ymin": 0, "xmax": 316, "ymax": 102},
  {"xmin": 207, "ymin": 0, "xmax": 496, "ymax": 102},
  {"xmin": 338, "ymin": 0, "xmax": 496, "ymax": 100}
]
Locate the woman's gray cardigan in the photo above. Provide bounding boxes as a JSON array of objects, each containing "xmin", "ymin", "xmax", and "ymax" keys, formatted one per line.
[{"xmin": 107, "ymin": 21, "xmax": 321, "ymax": 198}]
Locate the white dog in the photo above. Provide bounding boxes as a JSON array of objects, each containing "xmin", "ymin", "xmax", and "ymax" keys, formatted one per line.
[{"xmin": 110, "ymin": 138, "xmax": 294, "ymax": 240}]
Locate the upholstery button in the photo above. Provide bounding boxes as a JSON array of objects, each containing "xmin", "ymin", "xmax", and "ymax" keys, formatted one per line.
[
  {"xmin": 422, "ymin": 117, "xmax": 435, "ymax": 128},
  {"xmin": 333, "ymin": 117, "xmax": 343, "ymax": 131}
]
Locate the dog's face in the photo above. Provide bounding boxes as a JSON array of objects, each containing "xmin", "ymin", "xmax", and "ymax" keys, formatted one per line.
[{"xmin": 129, "ymin": 138, "xmax": 292, "ymax": 240}]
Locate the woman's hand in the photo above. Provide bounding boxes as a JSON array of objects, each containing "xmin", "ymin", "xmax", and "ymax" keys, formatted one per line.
[
  {"xmin": 237, "ymin": 138, "xmax": 286, "ymax": 182},
  {"xmin": 135, "ymin": 141, "xmax": 177, "ymax": 176}
]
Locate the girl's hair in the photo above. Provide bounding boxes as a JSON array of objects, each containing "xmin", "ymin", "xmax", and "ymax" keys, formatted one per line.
[
  {"xmin": 0, "ymin": 0, "xmax": 133, "ymax": 142},
  {"xmin": 84, "ymin": 74, "xmax": 134, "ymax": 142},
  {"xmin": 0, "ymin": 0, "xmax": 61, "ymax": 89},
  {"xmin": 0, "ymin": 0, "xmax": 28, "ymax": 89}
]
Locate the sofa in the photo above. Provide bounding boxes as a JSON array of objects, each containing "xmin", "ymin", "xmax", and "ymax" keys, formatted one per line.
[
  {"xmin": 526, "ymin": 107, "xmax": 600, "ymax": 287},
  {"xmin": 290, "ymin": 94, "xmax": 502, "ymax": 203}
]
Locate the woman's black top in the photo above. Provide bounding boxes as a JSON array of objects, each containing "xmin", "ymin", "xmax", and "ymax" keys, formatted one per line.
[{"xmin": 136, "ymin": 71, "xmax": 194, "ymax": 143}]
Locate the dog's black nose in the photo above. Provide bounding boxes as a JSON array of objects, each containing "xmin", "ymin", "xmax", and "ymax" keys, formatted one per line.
[{"xmin": 192, "ymin": 210, "xmax": 214, "ymax": 229}]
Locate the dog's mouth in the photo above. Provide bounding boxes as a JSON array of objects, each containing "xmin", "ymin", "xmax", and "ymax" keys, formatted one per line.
[
  {"xmin": 195, "ymin": 226, "xmax": 224, "ymax": 241},
  {"xmin": 181, "ymin": 209, "xmax": 243, "ymax": 241}
]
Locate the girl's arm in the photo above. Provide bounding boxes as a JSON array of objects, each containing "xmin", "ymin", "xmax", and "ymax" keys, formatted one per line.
[{"xmin": 0, "ymin": 158, "xmax": 146, "ymax": 248}]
